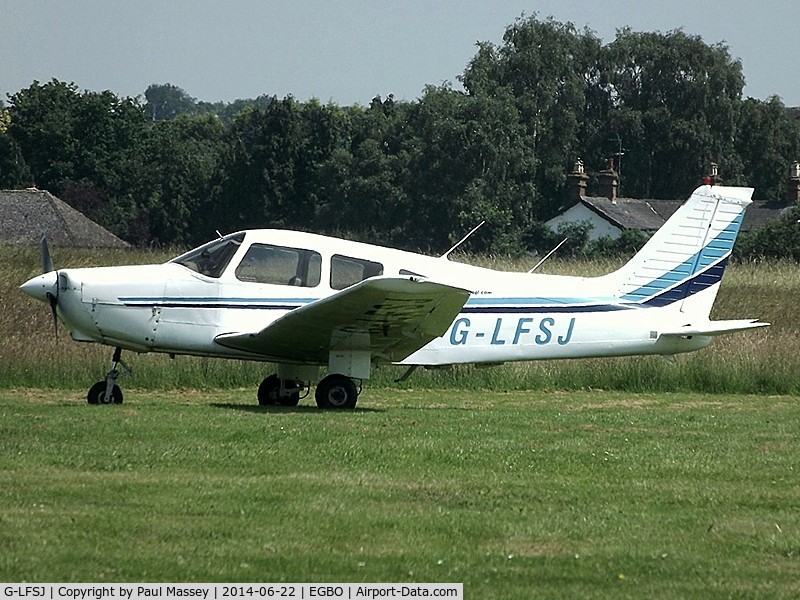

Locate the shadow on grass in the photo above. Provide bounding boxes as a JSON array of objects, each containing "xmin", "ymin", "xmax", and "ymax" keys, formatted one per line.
[{"xmin": 211, "ymin": 402, "xmax": 385, "ymax": 414}]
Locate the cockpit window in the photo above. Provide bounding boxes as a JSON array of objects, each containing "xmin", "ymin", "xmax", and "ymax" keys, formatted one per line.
[
  {"xmin": 235, "ymin": 244, "xmax": 322, "ymax": 287},
  {"xmin": 172, "ymin": 232, "xmax": 245, "ymax": 278}
]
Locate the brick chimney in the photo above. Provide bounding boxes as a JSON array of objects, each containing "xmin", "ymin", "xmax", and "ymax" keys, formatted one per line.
[
  {"xmin": 566, "ymin": 158, "xmax": 589, "ymax": 201},
  {"xmin": 788, "ymin": 161, "xmax": 800, "ymax": 205},
  {"xmin": 598, "ymin": 158, "xmax": 618, "ymax": 203},
  {"xmin": 700, "ymin": 162, "xmax": 723, "ymax": 186}
]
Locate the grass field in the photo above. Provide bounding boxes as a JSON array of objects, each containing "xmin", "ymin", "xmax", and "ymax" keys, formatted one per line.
[
  {"xmin": 1, "ymin": 388, "xmax": 799, "ymax": 598},
  {"xmin": 2, "ymin": 245, "xmax": 799, "ymax": 596}
]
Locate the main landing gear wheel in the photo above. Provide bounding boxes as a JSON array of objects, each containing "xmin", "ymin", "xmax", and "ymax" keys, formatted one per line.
[
  {"xmin": 87, "ymin": 381, "xmax": 123, "ymax": 405},
  {"xmin": 258, "ymin": 374, "xmax": 301, "ymax": 407},
  {"xmin": 315, "ymin": 374, "xmax": 359, "ymax": 410}
]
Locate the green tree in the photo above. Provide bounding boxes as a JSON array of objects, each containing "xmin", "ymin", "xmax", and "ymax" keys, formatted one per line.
[
  {"xmin": 7, "ymin": 80, "xmax": 147, "ymax": 236},
  {"xmin": 209, "ymin": 97, "xmax": 345, "ymax": 236},
  {"xmin": 601, "ymin": 29, "xmax": 745, "ymax": 197},
  {"xmin": 735, "ymin": 206, "xmax": 800, "ymax": 261},
  {"xmin": 7, "ymin": 80, "xmax": 82, "ymax": 190},
  {"xmin": 315, "ymin": 96, "xmax": 416, "ymax": 247},
  {"xmin": 71, "ymin": 89, "xmax": 146, "ymax": 192},
  {"xmin": 197, "ymin": 94, "xmax": 276, "ymax": 127},
  {"xmin": 144, "ymin": 83, "xmax": 198, "ymax": 121},
  {"xmin": 131, "ymin": 113, "xmax": 226, "ymax": 245},
  {"xmin": 0, "ymin": 108, "xmax": 31, "ymax": 187},
  {"xmin": 404, "ymin": 85, "xmax": 536, "ymax": 253},
  {"xmin": 460, "ymin": 16, "xmax": 603, "ymax": 217},
  {"xmin": 735, "ymin": 97, "xmax": 800, "ymax": 200}
]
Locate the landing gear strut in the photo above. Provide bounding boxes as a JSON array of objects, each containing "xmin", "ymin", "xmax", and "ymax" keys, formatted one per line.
[{"xmin": 87, "ymin": 347, "xmax": 130, "ymax": 405}]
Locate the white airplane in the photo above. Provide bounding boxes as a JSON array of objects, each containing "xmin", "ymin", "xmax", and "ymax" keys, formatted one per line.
[{"xmin": 21, "ymin": 184, "xmax": 767, "ymax": 409}]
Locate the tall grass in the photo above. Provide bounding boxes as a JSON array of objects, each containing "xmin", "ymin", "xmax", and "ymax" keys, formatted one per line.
[{"xmin": 3, "ymin": 246, "xmax": 798, "ymax": 395}]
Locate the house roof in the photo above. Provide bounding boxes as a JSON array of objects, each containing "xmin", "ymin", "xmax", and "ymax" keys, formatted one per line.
[
  {"xmin": 580, "ymin": 196, "xmax": 665, "ymax": 230},
  {"xmin": 573, "ymin": 195, "xmax": 789, "ymax": 233},
  {"xmin": 738, "ymin": 200, "xmax": 792, "ymax": 230},
  {"xmin": 0, "ymin": 188, "xmax": 128, "ymax": 247}
]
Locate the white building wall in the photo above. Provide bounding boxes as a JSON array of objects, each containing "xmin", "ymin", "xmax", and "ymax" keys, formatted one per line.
[{"xmin": 545, "ymin": 204, "xmax": 622, "ymax": 241}]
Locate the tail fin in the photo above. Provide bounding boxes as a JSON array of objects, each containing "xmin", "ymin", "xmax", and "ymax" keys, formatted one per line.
[{"xmin": 606, "ymin": 185, "xmax": 753, "ymax": 317}]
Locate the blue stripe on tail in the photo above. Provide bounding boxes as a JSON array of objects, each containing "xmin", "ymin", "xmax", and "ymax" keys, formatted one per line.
[
  {"xmin": 639, "ymin": 259, "xmax": 728, "ymax": 307},
  {"xmin": 620, "ymin": 213, "xmax": 743, "ymax": 304}
]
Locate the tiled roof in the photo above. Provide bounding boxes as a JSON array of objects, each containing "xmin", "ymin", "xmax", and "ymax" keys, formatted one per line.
[
  {"xmin": 739, "ymin": 200, "xmax": 791, "ymax": 231},
  {"xmin": 577, "ymin": 195, "xmax": 788, "ymax": 232},
  {"xmin": 0, "ymin": 188, "xmax": 128, "ymax": 247},
  {"xmin": 580, "ymin": 196, "xmax": 666, "ymax": 231}
]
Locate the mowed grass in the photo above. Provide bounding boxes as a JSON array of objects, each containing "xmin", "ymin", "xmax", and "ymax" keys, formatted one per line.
[
  {"xmin": 1, "ymin": 388, "xmax": 799, "ymax": 599},
  {"xmin": 3, "ymin": 245, "xmax": 800, "ymax": 596}
]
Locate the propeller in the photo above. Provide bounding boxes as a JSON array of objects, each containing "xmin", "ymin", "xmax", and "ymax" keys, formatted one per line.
[
  {"xmin": 40, "ymin": 234, "xmax": 59, "ymax": 341},
  {"xmin": 41, "ymin": 233, "xmax": 54, "ymax": 274}
]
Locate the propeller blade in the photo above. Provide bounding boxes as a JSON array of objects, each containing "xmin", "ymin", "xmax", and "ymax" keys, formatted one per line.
[
  {"xmin": 40, "ymin": 234, "xmax": 54, "ymax": 273},
  {"xmin": 39, "ymin": 234, "xmax": 58, "ymax": 341},
  {"xmin": 46, "ymin": 291, "xmax": 59, "ymax": 342}
]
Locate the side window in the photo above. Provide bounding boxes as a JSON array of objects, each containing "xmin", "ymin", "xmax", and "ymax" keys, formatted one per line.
[
  {"xmin": 330, "ymin": 255, "xmax": 384, "ymax": 290},
  {"xmin": 235, "ymin": 244, "xmax": 322, "ymax": 287}
]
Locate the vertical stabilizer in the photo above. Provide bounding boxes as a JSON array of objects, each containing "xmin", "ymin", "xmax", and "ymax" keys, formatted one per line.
[{"xmin": 606, "ymin": 185, "xmax": 753, "ymax": 316}]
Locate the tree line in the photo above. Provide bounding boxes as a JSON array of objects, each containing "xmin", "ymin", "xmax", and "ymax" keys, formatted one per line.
[{"xmin": 1, "ymin": 16, "xmax": 799, "ymax": 258}]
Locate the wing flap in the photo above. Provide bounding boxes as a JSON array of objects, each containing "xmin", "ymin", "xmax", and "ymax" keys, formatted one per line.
[{"xmin": 214, "ymin": 277, "xmax": 470, "ymax": 363}]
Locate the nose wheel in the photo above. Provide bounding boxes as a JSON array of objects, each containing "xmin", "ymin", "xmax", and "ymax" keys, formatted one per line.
[
  {"xmin": 87, "ymin": 381, "xmax": 123, "ymax": 405},
  {"xmin": 87, "ymin": 347, "xmax": 130, "ymax": 405}
]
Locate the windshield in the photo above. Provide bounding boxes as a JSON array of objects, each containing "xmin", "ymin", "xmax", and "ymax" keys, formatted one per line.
[{"xmin": 172, "ymin": 232, "xmax": 245, "ymax": 278}]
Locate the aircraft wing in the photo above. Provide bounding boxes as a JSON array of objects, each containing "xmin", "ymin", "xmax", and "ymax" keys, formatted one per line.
[
  {"xmin": 214, "ymin": 277, "xmax": 471, "ymax": 364},
  {"xmin": 659, "ymin": 319, "xmax": 769, "ymax": 337}
]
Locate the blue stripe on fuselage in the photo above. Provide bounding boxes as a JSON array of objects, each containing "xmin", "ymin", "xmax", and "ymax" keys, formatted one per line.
[
  {"xmin": 119, "ymin": 297, "xmax": 314, "ymax": 310},
  {"xmin": 461, "ymin": 303, "xmax": 632, "ymax": 314}
]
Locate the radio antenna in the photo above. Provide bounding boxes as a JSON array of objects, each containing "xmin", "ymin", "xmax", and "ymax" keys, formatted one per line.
[
  {"xmin": 528, "ymin": 237, "xmax": 568, "ymax": 273},
  {"xmin": 440, "ymin": 221, "xmax": 485, "ymax": 260}
]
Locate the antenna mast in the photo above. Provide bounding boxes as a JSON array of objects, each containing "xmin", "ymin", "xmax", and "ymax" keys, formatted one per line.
[{"xmin": 440, "ymin": 221, "xmax": 485, "ymax": 259}]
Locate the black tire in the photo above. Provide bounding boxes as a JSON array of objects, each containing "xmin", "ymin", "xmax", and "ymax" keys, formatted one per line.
[
  {"xmin": 315, "ymin": 374, "xmax": 358, "ymax": 409},
  {"xmin": 257, "ymin": 374, "xmax": 280, "ymax": 406},
  {"xmin": 259, "ymin": 375, "xmax": 302, "ymax": 407},
  {"xmin": 87, "ymin": 381, "xmax": 123, "ymax": 405}
]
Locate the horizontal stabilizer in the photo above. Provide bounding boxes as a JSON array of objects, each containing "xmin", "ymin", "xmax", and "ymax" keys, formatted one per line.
[
  {"xmin": 659, "ymin": 319, "xmax": 769, "ymax": 338},
  {"xmin": 215, "ymin": 277, "xmax": 471, "ymax": 363}
]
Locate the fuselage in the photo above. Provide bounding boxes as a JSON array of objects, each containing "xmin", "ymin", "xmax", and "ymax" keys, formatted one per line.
[{"xmin": 20, "ymin": 228, "xmax": 710, "ymax": 370}]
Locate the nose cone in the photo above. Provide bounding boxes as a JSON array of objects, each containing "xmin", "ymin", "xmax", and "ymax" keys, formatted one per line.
[{"xmin": 20, "ymin": 272, "xmax": 58, "ymax": 303}]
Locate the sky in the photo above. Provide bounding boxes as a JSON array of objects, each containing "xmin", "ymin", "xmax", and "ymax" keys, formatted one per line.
[{"xmin": 2, "ymin": 0, "xmax": 799, "ymax": 107}]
